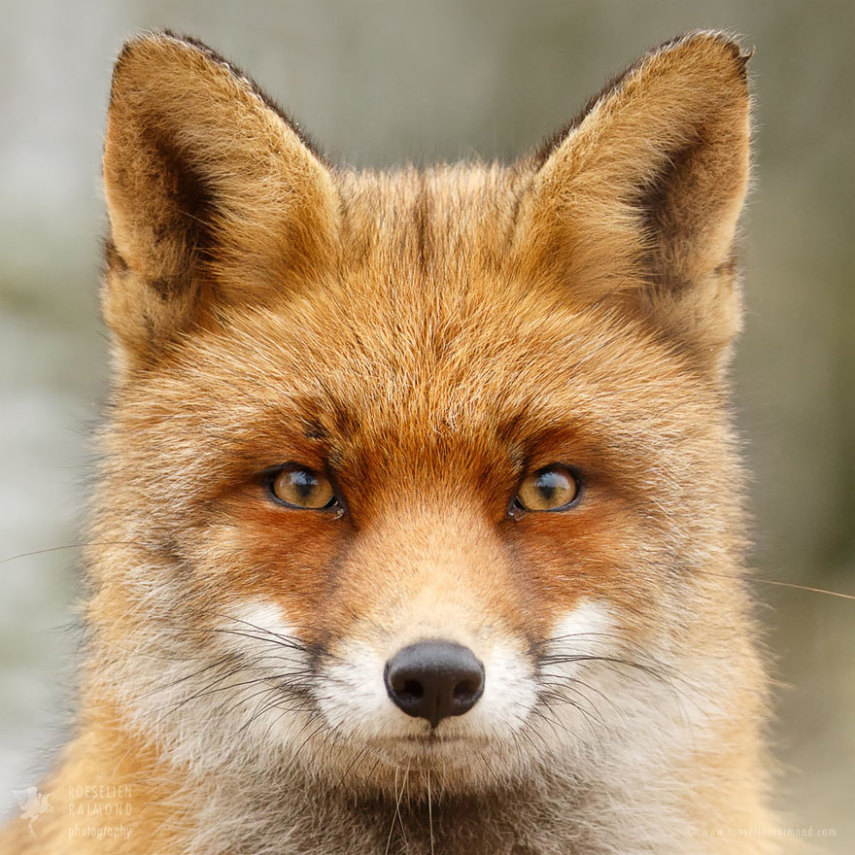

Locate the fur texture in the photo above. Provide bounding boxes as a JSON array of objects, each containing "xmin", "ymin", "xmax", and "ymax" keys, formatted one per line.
[{"xmin": 0, "ymin": 30, "xmax": 778, "ymax": 855}]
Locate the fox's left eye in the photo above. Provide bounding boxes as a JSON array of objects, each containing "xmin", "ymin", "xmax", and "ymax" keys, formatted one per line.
[
  {"xmin": 267, "ymin": 465, "xmax": 338, "ymax": 510},
  {"xmin": 514, "ymin": 465, "xmax": 581, "ymax": 513}
]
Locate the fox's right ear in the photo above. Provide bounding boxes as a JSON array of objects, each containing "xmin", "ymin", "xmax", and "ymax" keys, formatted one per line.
[{"xmin": 102, "ymin": 32, "xmax": 339, "ymax": 370}]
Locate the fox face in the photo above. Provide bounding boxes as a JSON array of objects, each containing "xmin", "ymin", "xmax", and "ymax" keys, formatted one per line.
[{"xmin": 88, "ymin": 30, "xmax": 770, "ymax": 848}]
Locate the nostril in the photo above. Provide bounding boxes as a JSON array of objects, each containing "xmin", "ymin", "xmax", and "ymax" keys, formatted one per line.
[
  {"xmin": 453, "ymin": 679, "xmax": 477, "ymax": 701},
  {"xmin": 385, "ymin": 640, "xmax": 485, "ymax": 727},
  {"xmin": 402, "ymin": 679, "xmax": 424, "ymax": 699}
]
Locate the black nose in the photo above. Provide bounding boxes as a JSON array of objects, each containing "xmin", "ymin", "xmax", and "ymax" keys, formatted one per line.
[{"xmin": 384, "ymin": 640, "xmax": 485, "ymax": 727}]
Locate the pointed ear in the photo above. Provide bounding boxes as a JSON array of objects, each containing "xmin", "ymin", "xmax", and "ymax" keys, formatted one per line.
[
  {"xmin": 514, "ymin": 32, "xmax": 752, "ymax": 370},
  {"xmin": 102, "ymin": 32, "xmax": 339, "ymax": 368}
]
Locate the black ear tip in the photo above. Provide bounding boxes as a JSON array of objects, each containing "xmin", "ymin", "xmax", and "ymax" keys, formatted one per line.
[
  {"xmin": 635, "ymin": 31, "xmax": 750, "ymax": 94},
  {"xmin": 740, "ymin": 44, "xmax": 756, "ymax": 67},
  {"xmin": 157, "ymin": 30, "xmax": 238, "ymax": 70},
  {"xmin": 111, "ymin": 29, "xmax": 325, "ymax": 163},
  {"xmin": 114, "ymin": 29, "xmax": 217, "ymax": 70}
]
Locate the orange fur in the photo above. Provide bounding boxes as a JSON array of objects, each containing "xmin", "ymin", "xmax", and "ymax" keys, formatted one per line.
[{"xmin": 1, "ymin": 30, "xmax": 778, "ymax": 854}]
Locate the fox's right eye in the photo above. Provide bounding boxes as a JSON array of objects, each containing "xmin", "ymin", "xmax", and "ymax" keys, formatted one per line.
[
  {"xmin": 513, "ymin": 464, "xmax": 581, "ymax": 514},
  {"xmin": 267, "ymin": 465, "xmax": 337, "ymax": 510}
]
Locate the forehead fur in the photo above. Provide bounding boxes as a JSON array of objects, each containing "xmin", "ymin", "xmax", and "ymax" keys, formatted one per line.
[
  {"xmin": 335, "ymin": 165, "xmax": 528, "ymax": 278},
  {"xmin": 129, "ymin": 164, "xmax": 718, "ymax": 484}
]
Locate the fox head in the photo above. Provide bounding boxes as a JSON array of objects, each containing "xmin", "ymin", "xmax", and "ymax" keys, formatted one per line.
[{"xmin": 92, "ymin": 30, "xmax": 763, "ymax": 807}]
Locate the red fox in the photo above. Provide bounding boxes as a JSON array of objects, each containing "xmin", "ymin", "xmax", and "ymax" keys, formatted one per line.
[{"xmin": 1, "ymin": 29, "xmax": 778, "ymax": 854}]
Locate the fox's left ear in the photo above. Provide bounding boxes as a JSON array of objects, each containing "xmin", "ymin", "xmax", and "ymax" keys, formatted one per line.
[{"xmin": 514, "ymin": 32, "xmax": 752, "ymax": 371}]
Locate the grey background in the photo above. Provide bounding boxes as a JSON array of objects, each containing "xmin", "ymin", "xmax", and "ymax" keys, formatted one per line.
[{"xmin": 1, "ymin": 0, "xmax": 852, "ymax": 849}]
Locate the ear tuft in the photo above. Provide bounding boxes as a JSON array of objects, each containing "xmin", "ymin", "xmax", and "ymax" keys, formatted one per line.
[
  {"xmin": 514, "ymin": 31, "xmax": 752, "ymax": 372},
  {"xmin": 102, "ymin": 32, "xmax": 339, "ymax": 369}
]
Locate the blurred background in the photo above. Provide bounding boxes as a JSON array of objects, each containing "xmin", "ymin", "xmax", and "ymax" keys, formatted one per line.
[{"xmin": 1, "ymin": 0, "xmax": 851, "ymax": 848}]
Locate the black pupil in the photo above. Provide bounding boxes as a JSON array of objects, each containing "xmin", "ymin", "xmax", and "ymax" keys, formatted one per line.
[
  {"xmin": 536, "ymin": 469, "xmax": 567, "ymax": 501},
  {"xmin": 291, "ymin": 469, "xmax": 317, "ymax": 499}
]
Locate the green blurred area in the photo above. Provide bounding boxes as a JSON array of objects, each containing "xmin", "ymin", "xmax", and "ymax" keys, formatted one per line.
[{"xmin": 1, "ymin": 0, "xmax": 852, "ymax": 848}]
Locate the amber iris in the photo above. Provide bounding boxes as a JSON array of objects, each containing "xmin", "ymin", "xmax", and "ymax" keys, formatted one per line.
[
  {"xmin": 516, "ymin": 465, "xmax": 580, "ymax": 512},
  {"xmin": 269, "ymin": 465, "xmax": 336, "ymax": 510}
]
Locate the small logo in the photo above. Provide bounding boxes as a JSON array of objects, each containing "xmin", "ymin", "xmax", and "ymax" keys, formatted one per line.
[{"xmin": 14, "ymin": 787, "xmax": 53, "ymax": 838}]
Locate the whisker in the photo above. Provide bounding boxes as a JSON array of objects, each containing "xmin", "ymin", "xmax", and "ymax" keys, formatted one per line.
[
  {"xmin": 426, "ymin": 770, "xmax": 435, "ymax": 855},
  {"xmin": 0, "ymin": 540, "xmax": 148, "ymax": 566},
  {"xmin": 384, "ymin": 766, "xmax": 402, "ymax": 855}
]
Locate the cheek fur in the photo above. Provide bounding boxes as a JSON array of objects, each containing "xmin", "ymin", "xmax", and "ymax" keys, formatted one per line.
[
  {"xmin": 509, "ymin": 492, "xmax": 660, "ymax": 630},
  {"xmin": 540, "ymin": 598, "xmax": 619, "ymax": 671},
  {"xmin": 205, "ymin": 498, "xmax": 350, "ymax": 640}
]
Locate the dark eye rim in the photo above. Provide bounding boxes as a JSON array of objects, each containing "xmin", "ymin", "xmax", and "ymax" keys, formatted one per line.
[
  {"xmin": 262, "ymin": 462, "xmax": 343, "ymax": 512},
  {"xmin": 509, "ymin": 463, "xmax": 584, "ymax": 518}
]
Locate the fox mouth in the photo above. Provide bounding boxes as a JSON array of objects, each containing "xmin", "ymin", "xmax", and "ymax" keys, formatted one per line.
[
  {"xmin": 366, "ymin": 730, "xmax": 494, "ymax": 765},
  {"xmin": 382, "ymin": 733, "xmax": 475, "ymax": 746},
  {"xmin": 337, "ymin": 728, "xmax": 530, "ymax": 793}
]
